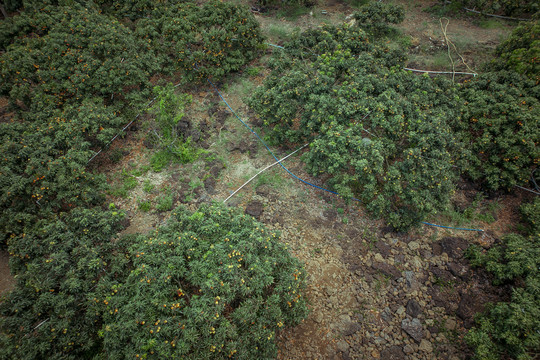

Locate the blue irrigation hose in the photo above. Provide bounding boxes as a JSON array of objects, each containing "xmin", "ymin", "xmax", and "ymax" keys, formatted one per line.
[
  {"xmin": 265, "ymin": 43, "xmax": 284, "ymax": 49},
  {"xmin": 421, "ymin": 222, "xmax": 484, "ymax": 232}
]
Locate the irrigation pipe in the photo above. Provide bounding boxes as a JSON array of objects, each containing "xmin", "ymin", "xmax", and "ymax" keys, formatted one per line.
[
  {"xmin": 24, "ymin": 318, "xmax": 50, "ymax": 337},
  {"xmin": 463, "ymin": 6, "xmax": 531, "ymax": 21},
  {"xmin": 515, "ymin": 185, "xmax": 540, "ymax": 196},
  {"xmin": 264, "ymin": 42, "xmax": 478, "ymax": 77},
  {"xmin": 441, "ymin": 1, "xmax": 531, "ymax": 21},
  {"xmin": 223, "ymin": 143, "xmax": 308, "ymax": 203},
  {"xmin": 403, "ymin": 67, "xmax": 477, "ymax": 76}
]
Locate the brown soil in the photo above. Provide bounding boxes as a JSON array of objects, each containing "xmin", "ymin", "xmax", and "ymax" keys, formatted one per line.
[{"xmin": 0, "ymin": 250, "xmax": 15, "ymax": 297}]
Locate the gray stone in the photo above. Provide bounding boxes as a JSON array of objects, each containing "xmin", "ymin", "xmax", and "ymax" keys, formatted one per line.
[
  {"xmin": 381, "ymin": 307, "xmax": 393, "ymax": 323},
  {"xmin": 245, "ymin": 201, "xmax": 263, "ymax": 218},
  {"xmin": 372, "ymin": 261, "xmax": 401, "ymax": 279},
  {"xmin": 445, "ymin": 318, "xmax": 457, "ymax": 331},
  {"xmin": 380, "ymin": 345, "xmax": 406, "ymax": 360},
  {"xmin": 337, "ymin": 340, "xmax": 349, "ymax": 352},
  {"xmin": 432, "ymin": 242, "xmax": 442, "ymax": 256},
  {"xmin": 406, "ymin": 299, "xmax": 422, "ymax": 318},
  {"xmin": 403, "ymin": 344, "xmax": 414, "ymax": 354},
  {"xmin": 419, "ymin": 339, "xmax": 433, "ymax": 353},
  {"xmin": 401, "ymin": 318, "xmax": 424, "ymax": 342},
  {"xmin": 404, "ymin": 271, "xmax": 420, "ymax": 290},
  {"xmin": 342, "ymin": 322, "xmax": 362, "ymax": 337},
  {"xmin": 375, "ymin": 240, "xmax": 392, "ymax": 258},
  {"xmin": 448, "ymin": 262, "xmax": 468, "ymax": 279}
]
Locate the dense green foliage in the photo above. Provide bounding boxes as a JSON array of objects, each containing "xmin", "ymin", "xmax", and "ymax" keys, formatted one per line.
[
  {"xmin": 456, "ymin": 71, "xmax": 539, "ymax": 190},
  {"xmin": 97, "ymin": 204, "xmax": 308, "ymax": 359},
  {"xmin": 440, "ymin": 0, "xmax": 539, "ymax": 16},
  {"xmin": 0, "ymin": 204, "xmax": 308, "ymax": 359},
  {"xmin": 0, "ymin": 4, "xmax": 157, "ymax": 243},
  {"xmin": 249, "ymin": 24, "xmax": 460, "ymax": 230},
  {"xmin": 353, "ymin": 2, "xmax": 405, "ymax": 37},
  {"xmin": 466, "ymin": 199, "xmax": 540, "ymax": 360},
  {"xmin": 0, "ymin": 208, "xmax": 125, "ymax": 360},
  {"xmin": 133, "ymin": 0, "xmax": 263, "ymax": 81},
  {"xmin": 491, "ymin": 21, "xmax": 539, "ymax": 81}
]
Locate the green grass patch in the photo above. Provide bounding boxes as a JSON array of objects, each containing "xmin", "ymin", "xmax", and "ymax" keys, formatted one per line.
[
  {"xmin": 276, "ymin": 5, "xmax": 311, "ymax": 21},
  {"xmin": 150, "ymin": 150, "xmax": 175, "ymax": 172},
  {"xmin": 255, "ymin": 168, "xmax": 287, "ymax": 189},
  {"xmin": 142, "ymin": 179, "xmax": 155, "ymax": 193},
  {"xmin": 156, "ymin": 193, "xmax": 174, "ymax": 212},
  {"xmin": 477, "ymin": 19, "xmax": 505, "ymax": 29},
  {"xmin": 138, "ymin": 199, "xmax": 152, "ymax": 212},
  {"xmin": 343, "ymin": 0, "xmax": 369, "ymax": 8},
  {"xmin": 265, "ymin": 23, "xmax": 298, "ymax": 43}
]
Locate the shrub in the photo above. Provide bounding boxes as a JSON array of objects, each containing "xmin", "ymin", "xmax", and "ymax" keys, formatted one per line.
[
  {"xmin": 95, "ymin": 203, "xmax": 308, "ymax": 359},
  {"xmin": 491, "ymin": 21, "xmax": 540, "ymax": 81},
  {"xmin": 134, "ymin": 0, "xmax": 264, "ymax": 81},
  {"xmin": 456, "ymin": 71, "xmax": 539, "ymax": 191},
  {"xmin": 0, "ymin": 4, "xmax": 158, "ymax": 243},
  {"xmin": 0, "ymin": 208, "xmax": 126, "ymax": 360},
  {"xmin": 353, "ymin": 2, "xmax": 405, "ymax": 37},
  {"xmin": 466, "ymin": 199, "xmax": 540, "ymax": 360},
  {"xmin": 249, "ymin": 24, "xmax": 460, "ymax": 230},
  {"xmin": 1, "ymin": 203, "xmax": 308, "ymax": 359}
]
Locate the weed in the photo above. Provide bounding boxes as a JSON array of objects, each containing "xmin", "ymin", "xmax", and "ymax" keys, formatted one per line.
[
  {"xmin": 156, "ymin": 193, "xmax": 174, "ymax": 212},
  {"xmin": 189, "ymin": 179, "xmax": 203, "ymax": 192},
  {"xmin": 131, "ymin": 165, "xmax": 151, "ymax": 177},
  {"xmin": 138, "ymin": 199, "xmax": 152, "ymax": 212},
  {"xmin": 246, "ymin": 66, "xmax": 263, "ymax": 77},
  {"xmin": 150, "ymin": 150, "xmax": 174, "ymax": 172},
  {"xmin": 143, "ymin": 180, "xmax": 155, "ymax": 193},
  {"xmin": 424, "ymin": 2, "xmax": 462, "ymax": 16},
  {"xmin": 344, "ymin": 0, "xmax": 369, "ymax": 8},
  {"xmin": 229, "ymin": 78, "xmax": 257, "ymax": 99},
  {"xmin": 433, "ymin": 275, "xmax": 455, "ymax": 290},
  {"xmin": 109, "ymin": 186, "xmax": 128, "ymax": 198},
  {"xmin": 123, "ymin": 175, "xmax": 138, "ymax": 191},
  {"xmin": 276, "ymin": 5, "xmax": 311, "ymax": 21},
  {"xmin": 108, "ymin": 149, "xmax": 123, "ymax": 164},
  {"xmin": 265, "ymin": 23, "xmax": 297, "ymax": 42},
  {"xmin": 430, "ymin": 51, "xmax": 453, "ymax": 70},
  {"xmin": 477, "ymin": 19, "xmax": 504, "ymax": 29},
  {"xmin": 255, "ymin": 169, "xmax": 286, "ymax": 189}
]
